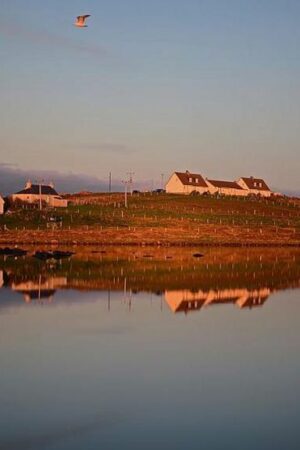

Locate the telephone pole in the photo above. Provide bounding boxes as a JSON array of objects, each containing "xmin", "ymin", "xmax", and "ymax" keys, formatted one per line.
[
  {"xmin": 108, "ymin": 172, "xmax": 112, "ymax": 193},
  {"xmin": 36, "ymin": 179, "xmax": 44, "ymax": 211},
  {"xmin": 161, "ymin": 173, "xmax": 165, "ymax": 190},
  {"xmin": 127, "ymin": 171, "xmax": 135, "ymax": 195},
  {"xmin": 122, "ymin": 179, "xmax": 130, "ymax": 208}
]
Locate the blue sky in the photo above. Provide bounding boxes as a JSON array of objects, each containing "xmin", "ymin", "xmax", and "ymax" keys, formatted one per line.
[{"xmin": 1, "ymin": 0, "xmax": 299, "ymax": 191}]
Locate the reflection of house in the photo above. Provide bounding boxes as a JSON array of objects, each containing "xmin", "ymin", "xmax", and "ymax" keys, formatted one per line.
[
  {"xmin": 12, "ymin": 277, "xmax": 68, "ymax": 302},
  {"xmin": 165, "ymin": 288, "xmax": 271, "ymax": 314},
  {"xmin": 0, "ymin": 270, "xmax": 3, "ymax": 288},
  {"xmin": 0, "ymin": 195, "xmax": 4, "ymax": 214},
  {"xmin": 11, "ymin": 181, "xmax": 68, "ymax": 207},
  {"xmin": 206, "ymin": 179, "xmax": 248, "ymax": 197},
  {"xmin": 236, "ymin": 177, "xmax": 272, "ymax": 197}
]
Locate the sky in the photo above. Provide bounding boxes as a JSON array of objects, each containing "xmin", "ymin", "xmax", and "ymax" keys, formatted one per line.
[{"xmin": 0, "ymin": 0, "xmax": 299, "ymax": 193}]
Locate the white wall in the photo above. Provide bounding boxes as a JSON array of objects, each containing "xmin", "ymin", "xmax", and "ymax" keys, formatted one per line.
[{"xmin": 0, "ymin": 197, "xmax": 4, "ymax": 214}]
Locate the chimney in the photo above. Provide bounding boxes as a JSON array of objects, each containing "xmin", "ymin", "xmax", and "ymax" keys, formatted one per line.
[
  {"xmin": 185, "ymin": 170, "xmax": 190, "ymax": 174},
  {"xmin": 25, "ymin": 180, "xmax": 32, "ymax": 189}
]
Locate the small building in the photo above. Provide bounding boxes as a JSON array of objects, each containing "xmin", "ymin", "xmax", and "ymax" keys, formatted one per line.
[
  {"xmin": 206, "ymin": 179, "xmax": 248, "ymax": 197},
  {"xmin": 165, "ymin": 171, "xmax": 209, "ymax": 195},
  {"xmin": 236, "ymin": 176, "xmax": 272, "ymax": 197},
  {"xmin": 0, "ymin": 195, "xmax": 4, "ymax": 214},
  {"xmin": 11, "ymin": 181, "xmax": 68, "ymax": 208}
]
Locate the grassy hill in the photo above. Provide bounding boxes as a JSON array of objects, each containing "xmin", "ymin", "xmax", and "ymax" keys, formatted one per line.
[{"xmin": 0, "ymin": 192, "xmax": 300, "ymax": 246}]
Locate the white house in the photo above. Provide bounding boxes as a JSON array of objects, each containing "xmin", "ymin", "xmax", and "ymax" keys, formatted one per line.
[
  {"xmin": 166, "ymin": 171, "xmax": 209, "ymax": 194},
  {"xmin": 236, "ymin": 177, "xmax": 272, "ymax": 197},
  {"xmin": 206, "ymin": 179, "xmax": 248, "ymax": 197},
  {"xmin": 0, "ymin": 195, "xmax": 4, "ymax": 214},
  {"xmin": 11, "ymin": 181, "xmax": 68, "ymax": 208},
  {"xmin": 166, "ymin": 171, "xmax": 274, "ymax": 197}
]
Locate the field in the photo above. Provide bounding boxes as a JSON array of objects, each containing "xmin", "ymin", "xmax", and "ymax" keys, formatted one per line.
[{"xmin": 0, "ymin": 192, "xmax": 300, "ymax": 246}]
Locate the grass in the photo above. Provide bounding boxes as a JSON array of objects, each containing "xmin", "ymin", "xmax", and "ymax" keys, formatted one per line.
[{"xmin": 1, "ymin": 192, "xmax": 300, "ymax": 246}]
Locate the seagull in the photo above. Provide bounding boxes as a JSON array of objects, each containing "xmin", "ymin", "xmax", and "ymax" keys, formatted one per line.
[{"xmin": 74, "ymin": 14, "xmax": 91, "ymax": 28}]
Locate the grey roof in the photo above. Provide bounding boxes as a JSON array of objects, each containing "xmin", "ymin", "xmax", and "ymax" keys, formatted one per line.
[{"xmin": 16, "ymin": 184, "xmax": 59, "ymax": 196}]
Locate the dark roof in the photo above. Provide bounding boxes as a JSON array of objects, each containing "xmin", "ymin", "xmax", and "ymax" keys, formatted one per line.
[
  {"xmin": 175, "ymin": 299, "xmax": 206, "ymax": 313},
  {"xmin": 16, "ymin": 184, "xmax": 59, "ymax": 196},
  {"xmin": 21, "ymin": 289, "xmax": 56, "ymax": 300},
  {"xmin": 207, "ymin": 179, "xmax": 244, "ymax": 190},
  {"xmin": 240, "ymin": 177, "xmax": 270, "ymax": 191},
  {"xmin": 175, "ymin": 171, "xmax": 208, "ymax": 188}
]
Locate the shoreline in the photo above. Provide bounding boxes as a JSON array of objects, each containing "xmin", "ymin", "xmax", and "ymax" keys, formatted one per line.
[{"xmin": 1, "ymin": 239, "xmax": 300, "ymax": 248}]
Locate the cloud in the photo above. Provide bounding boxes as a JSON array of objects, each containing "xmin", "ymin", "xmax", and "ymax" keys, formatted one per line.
[
  {"xmin": 0, "ymin": 162, "xmax": 18, "ymax": 168},
  {"xmin": 0, "ymin": 164, "xmax": 123, "ymax": 196},
  {"xmin": 0, "ymin": 19, "xmax": 108, "ymax": 58},
  {"xmin": 0, "ymin": 412, "xmax": 120, "ymax": 450},
  {"xmin": 70, "ymin": 143, "xmax": 134, "ymax": 154}
]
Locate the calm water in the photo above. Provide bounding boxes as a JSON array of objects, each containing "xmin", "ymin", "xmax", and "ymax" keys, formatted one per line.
[{"xmin": 0, "ymin": 248, "xmax": 300, "ymax": 450}]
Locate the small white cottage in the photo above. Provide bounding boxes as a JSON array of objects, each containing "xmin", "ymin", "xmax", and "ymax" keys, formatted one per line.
[
  {"xmin": 11, "ymin": 181, "xmax": 68, "ymax": 207},
  {"xmin": 166, "ymin": 171, "xmax": 209, "ymax": 194},
  {"xmin": 236, "ymin": 177, "xmax": 272, "ymax": 197}
]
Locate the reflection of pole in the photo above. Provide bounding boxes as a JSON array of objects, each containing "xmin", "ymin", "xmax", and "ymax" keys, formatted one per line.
[
  {"xmin": 123, "ymin": 277, "xmax": 127, "ymax": 300},
  {"xmin": 108, "ymin": 289, "xmax": 111, "ymax": 311},
  {"xmin": 129, "ymin": 288, "xmax": 132, "ymax": 312},
  {"xmin": 38, "ymin": 274, "xmax": 41, "ymax": 301}
]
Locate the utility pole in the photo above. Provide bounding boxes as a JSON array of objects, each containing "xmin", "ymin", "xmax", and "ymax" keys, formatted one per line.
[
  {"xmin": 38, "ymin": 181, "xmax": 42, "ymax": 211},
  {"xmin": 122, "ymin": 179, "xmax": 130, "ymax": 208},
  {"xmin": 108, "ymin": 172, "xmax": 112, "ymax": 193},
  {"xmin": 127, "ymin": 171, "xmax": 135, "ymax": 195},
  {"xmin": 161, "ymin": 173, "xmax": 164, "ymax": 190}
]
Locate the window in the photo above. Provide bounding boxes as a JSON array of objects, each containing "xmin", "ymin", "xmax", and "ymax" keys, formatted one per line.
[
  {"xmin": 189, "ymin": 177, "xmax": 192, "ymax": 183},
  {"xmin": 253, "ymin": 182, "xmax": 257, "ymax": 187},
  {"xmin": 259, "ymin": 182, "xmax": 262, "ymax": 188},
  {"xmin": 196, "ymin": 178, "xmax": 199, "ymax": 183}
]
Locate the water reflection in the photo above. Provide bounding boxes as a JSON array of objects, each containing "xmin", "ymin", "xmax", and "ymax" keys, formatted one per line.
[
  {"xmin": 1, "ymin": 248, "xmax": 300, "ymax": 450},
  {"xmin": 1, "ymin": 247, "xmax": 300, "ymax": 314},
  {"xmin": 165, "ymin": 287, "xmax": 270, "ymax": 313}
]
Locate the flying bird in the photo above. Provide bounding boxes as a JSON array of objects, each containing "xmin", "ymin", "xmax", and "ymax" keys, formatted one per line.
[{"xmin": 74, "ymin": 15, "xmax": 91, "ymax": 28}]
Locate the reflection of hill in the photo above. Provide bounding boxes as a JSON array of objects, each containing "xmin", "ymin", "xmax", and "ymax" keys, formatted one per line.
[{"xmin": 0, "ymin": 248, "xmax": 300, "ymax": 311}]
